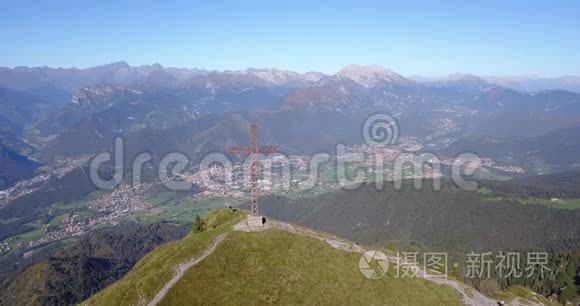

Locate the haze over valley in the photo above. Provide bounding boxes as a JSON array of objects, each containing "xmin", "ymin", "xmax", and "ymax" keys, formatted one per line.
[{"xmin": 2, "ymin": 1, "xmax": 580, "ymax": 305}]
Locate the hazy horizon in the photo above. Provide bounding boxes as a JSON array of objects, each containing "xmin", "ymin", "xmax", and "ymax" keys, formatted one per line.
[
  {"xmin": 2, "ymin": 61, "xmax": 578, "ymax": 79},
  {"xmin": 2, "ymin": 1, "xmax": 579, "ymax": 77}
]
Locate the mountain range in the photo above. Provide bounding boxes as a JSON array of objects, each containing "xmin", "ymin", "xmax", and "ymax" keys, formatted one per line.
[
  {"xmin": 1, "ymin": 62, "xmax": 580, "ymax": 190},
  {"xmin": 1, "ymin": 62, "xmax": 580, "ymax": 305},
  {"xmin": 411, "ymin": 73, "xmax": 580, "ymax": 94}
]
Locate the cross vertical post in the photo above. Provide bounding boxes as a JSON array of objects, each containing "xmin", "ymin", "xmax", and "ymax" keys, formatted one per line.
[
  {"xmin": 250, "ymin": 125, "xmax": 259, "ymax": 216},
  {"xmin": 229, "ymin": 124, "xmax": 280, "ymax": 222}
]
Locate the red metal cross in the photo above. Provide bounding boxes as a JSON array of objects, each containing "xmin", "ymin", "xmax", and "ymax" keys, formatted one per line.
[{"xmin": 229, "ymin": 125, "xmax": 280, "ymax": 216}]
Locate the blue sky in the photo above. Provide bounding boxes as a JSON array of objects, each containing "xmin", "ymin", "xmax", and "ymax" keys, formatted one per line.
[{"xmin": 1, "ymin": 0, "xmax": 579, "ymax": 76}]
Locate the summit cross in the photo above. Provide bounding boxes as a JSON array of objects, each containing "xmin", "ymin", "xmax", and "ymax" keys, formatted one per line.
[{"xmin": 229, "ymin": 125, "xmax": 280, "ymax": 219}]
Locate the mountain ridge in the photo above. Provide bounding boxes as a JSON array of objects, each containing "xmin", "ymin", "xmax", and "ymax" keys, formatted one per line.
[
  {"xmin": 2, "ymin": 62, "xmax": 579, "ymax": 93},
  {"xmin": 84, "ymin": 209, "xmax": 546, "ymax": 306}
]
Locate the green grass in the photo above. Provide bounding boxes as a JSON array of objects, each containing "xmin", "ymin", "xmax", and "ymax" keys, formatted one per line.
[
  {"xmin": 136, "ymin": 194, "xmax": 242, "ymax": 224},
  {"xmin": 13, "ymin": 227, "xmax": 44, "ymax": 242},
  {"xmin": 47, "ymin": 213, "xmax": 69, "ymax": 226},
  {"xmin": 519, "ymin": 197, "xmax": 580, "ymax": 209},
  {"xmin": 493, "ymin": 285, "xmax": 557, "ymax": 305},
  {"xmin": 84, "ymin": 209, "xmax": 464, "ymax": 305},
  {"xmin": 476, "ymin": 188, "xmax": 580, "ymax": 210},
  {"xmin": 278, "ymin": 189, "xmax": 319, "ymax": 201},
  {"xmin": 475, "ymin": 187, "xmax": 493, "ymax": 195},
  {"xmin": 57, "ymin": 198, "xmax": 94, "ymax": 210},
  {"xmin": 143, "ymin": 191, "xmax": 184, "ymax": 206},
  {"xmin": 83, "ymin": 209, "xmax": 244, "ymax": 306},
  {"xmin": 159, "ymin": 230, "xmax": 462, "ymax": 305},
  {"xmin": 73, "ymin": 207, "xmax": 98, "ymax": 219}
]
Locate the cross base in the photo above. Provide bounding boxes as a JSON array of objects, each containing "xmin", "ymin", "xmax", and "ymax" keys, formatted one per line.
[{"xmin": 247, "ymin": 215, "xmax": 265, "ymax": 227}]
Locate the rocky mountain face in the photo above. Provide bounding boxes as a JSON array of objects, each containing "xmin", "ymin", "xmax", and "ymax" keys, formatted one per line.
[
  {"xmin": 35, "ymin": 84, "xmax": 146, "ymax": 136},
  {"xmin": 2, "ymin": 63, "xmax": 580, "ymax": 304},
  {"xmin": 1, "ymin": 62, "xmax": 580, "ymax": 184},
  {"xmin": 0, "ymin": 62, "xmax": 203, "ymax": 93},
  {"xmin": 336, "ymin": 64, "xmax": 411, "ymax": 87},
  {"xmin": 246, "ymin": 68, "xmax": 325, "ymax": 86}
]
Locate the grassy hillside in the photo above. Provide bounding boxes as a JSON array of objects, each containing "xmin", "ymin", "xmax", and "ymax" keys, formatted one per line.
[
  {"xmin": 84, "ymin": 209, "xmax": 245, "ymax": 305},
  {"xmin": 159, "ymin": 229, "xmax": 462, "ymax": 305},
  {"xmin": 255, "ymin": 180, "xmax": 580, "ymax": 303},
  {"xmin": 84, "ymin": 209, "xmax": 467, "ymax": 305}
]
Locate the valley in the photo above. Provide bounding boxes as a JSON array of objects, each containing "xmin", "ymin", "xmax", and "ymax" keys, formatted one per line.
[
  {"xmin": 0, "ymin": 62, "xmax": 579, "ymax": 305},
  {"xmin": 3, "ymin": 3, "xmax": 580, "ymax": 305}
]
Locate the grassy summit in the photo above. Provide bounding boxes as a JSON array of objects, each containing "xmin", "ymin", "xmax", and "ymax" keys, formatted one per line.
[
  {"xmin": 159, "ymin": 229, "xmax": 462, "ymax": 305},
  {"xmin": 84, "ymin": 209, "xmax": 464, "ymax": 305}
]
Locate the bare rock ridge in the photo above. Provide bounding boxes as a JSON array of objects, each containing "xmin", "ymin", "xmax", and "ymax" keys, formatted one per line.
[{"xmin": 336, "ymin": 64, "xmax": 409, "ymax": 87}]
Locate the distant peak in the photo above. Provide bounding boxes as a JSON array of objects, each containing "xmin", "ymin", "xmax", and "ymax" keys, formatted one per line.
[
  {"xmin": 338, "ymin": 64, "xmax": 394, "ymax": 76},
  {"xmin": 113, "ymin": 60, "xmax": 129, "ymax": 66},
  {"xmin": 245, "ymin": 67, "xmax": 325, "ymax": 84},
  {"xmin": 448, "ymin": 73, "xmax": 484, "ymax": 82},
  {"xmin": 246, "ymin": 67, "xmax": 288, "ymax": 73},
  {"xmin": 104, "ymin": 61, "xmax": 130, "ymax": 69},
  {"xmin": 336, "ymin": 64, "xmax": 406, "ymax": 87}
]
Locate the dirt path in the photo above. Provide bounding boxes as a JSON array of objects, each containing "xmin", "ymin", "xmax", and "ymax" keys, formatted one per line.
[
  {"xmin": 148, "ymin": 217, "xmax": 542, "ymax": 306},
  {"xmin": 234, "ymin": 217, "xmax": 542, "ymax": 306},
  {"xmin": 147, "ymin": 233, "xmax": 227, "ymax": 306}
]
